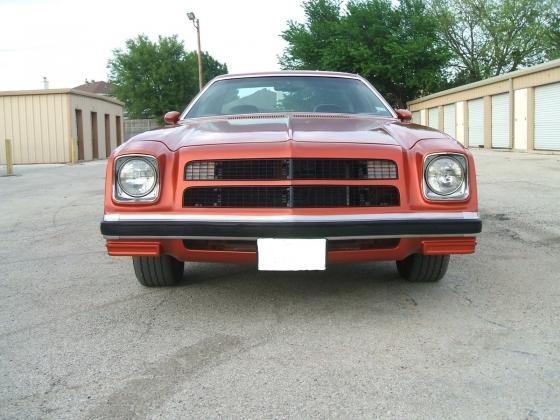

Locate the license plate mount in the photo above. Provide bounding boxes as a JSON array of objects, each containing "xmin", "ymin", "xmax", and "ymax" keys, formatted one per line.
[{"xmin": 257, "ymin": 238, "xmax": 326, "ymax": 271}]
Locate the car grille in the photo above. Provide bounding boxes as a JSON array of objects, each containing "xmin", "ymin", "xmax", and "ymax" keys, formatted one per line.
[
  {"xmin": 185, "ymin": 159, "xmax": 397, "ymax": 180},
  {"xmin": 183, "ymin": 186, "xmax": 399, "ymax": 208}
]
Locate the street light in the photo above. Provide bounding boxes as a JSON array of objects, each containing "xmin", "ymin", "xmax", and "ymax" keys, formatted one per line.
[{"xmin": 187, "ymin": 11, "xmax": 203, "ymax": 91}]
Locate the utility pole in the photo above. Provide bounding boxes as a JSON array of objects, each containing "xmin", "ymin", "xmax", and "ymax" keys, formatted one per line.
[{"xmin": 187, "ymin": 12, "xmax": 203, "ymax": 91}]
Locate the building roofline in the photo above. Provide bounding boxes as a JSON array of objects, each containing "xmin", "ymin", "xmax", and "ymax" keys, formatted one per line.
[
  {"xmin": 407, "ymin": 58, "xmax": 560, "ymax": 106},
  {"xmin": 0, "ymin": 88, "xmax": 124, "ymax": 106}
]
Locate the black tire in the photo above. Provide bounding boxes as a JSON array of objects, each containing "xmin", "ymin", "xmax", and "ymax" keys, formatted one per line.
[
  {"xmin": 396, "ymin": 254, "xmax": 450, "ymax": 282},
  {"xmin": 132, "ymin": 255, "xmax": 184, "ymax": 287}
]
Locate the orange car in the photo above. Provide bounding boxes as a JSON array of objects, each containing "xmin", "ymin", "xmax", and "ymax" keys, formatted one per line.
[{"xmin": 100, "ymin": 71, "xmax": 481, "ymax": 286}]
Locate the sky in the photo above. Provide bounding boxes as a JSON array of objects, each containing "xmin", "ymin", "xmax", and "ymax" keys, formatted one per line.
[{"xmin": 0, "ymin": 0, "xmax": 308, "ymax": 91}]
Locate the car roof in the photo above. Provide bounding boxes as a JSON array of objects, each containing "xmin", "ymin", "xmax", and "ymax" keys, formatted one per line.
[{"xmin": 212, "ymin": 70, "xmax": 361, "ymax": 80}]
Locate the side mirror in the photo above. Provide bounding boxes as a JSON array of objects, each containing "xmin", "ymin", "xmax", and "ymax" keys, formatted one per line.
[
  {"xmin": 164, "ymin": 111, "xmax": 181, "ymax": 125},
  {"xmin": 395, "ymin": 109, "xmax": 412, "ymax": 122}
]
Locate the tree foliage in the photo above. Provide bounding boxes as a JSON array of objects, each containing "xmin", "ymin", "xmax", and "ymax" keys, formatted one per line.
[
  {"xmin": 281, "ymin": 0, "xmax": 560, "ymax": 102},
  {"xmin": 430, "ymin": 0, "xmax": 560, "ymax": 85},
  {"xmin": 544, "ymin": 2, "xmax": 560, "ymax": 60},
  {"xmin": 280, "ymin": 0, "xmax": 451, "ymax": 107},
  {"xmin": 108, "ymin": 35, "xmax": 227, "ymax": 119},
  {"xmin": 186, "ymin": 51, "xmax": 229, "ymax": 86}
]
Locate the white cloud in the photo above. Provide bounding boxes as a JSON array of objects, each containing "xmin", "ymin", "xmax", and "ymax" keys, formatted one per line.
[{"xmin": 0, "ymin": 0, "xmax": 306, "ymax": 90}]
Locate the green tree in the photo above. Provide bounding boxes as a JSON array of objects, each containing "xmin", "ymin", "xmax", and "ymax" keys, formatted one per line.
[
  {"xmin": 108, "ymin": 35, "xmax": 227, "ymax": 119},
  {"xmin": 186, "ymin": 51, "xmax": 229, "ymax": 87},
  {"xmin": 430, "ymin": 0, "xmax": 560, "ymax": 85},
  {"xmin": 543, "ymin": 1, "xmax": 560, "ymax": 60},
  {"xmin": 280, "ymin": 0, "xmax": 450, "ymax": 107}
]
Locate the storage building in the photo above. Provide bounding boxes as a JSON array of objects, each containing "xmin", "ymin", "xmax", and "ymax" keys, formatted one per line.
[
  {"xmin": 0, "ymin": 89, "xmax": 124, "ymax": 164},
  {"xmin": 408, "ymin": 59, "xmax": 560, "ymax": 152}
]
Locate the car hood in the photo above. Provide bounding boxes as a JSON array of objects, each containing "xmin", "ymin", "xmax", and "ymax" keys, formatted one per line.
[{"xmin": 131, "ymin": 114, "xmax": 450, "ymax": 151}]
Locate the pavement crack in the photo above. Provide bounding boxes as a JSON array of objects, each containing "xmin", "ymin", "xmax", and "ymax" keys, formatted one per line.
[
  {"xmin": 403, "ymin": 292, "xmax": 418, "ymax": 306},
  {"xmin": 475, "ymin": 315, "xmax": 513, "ymax": 330},
  {"xmin": 136, "ymin": 293, "xmax": 172, "ymax": 340},
  {"xmin": 445, "ymin": 284, "xmax": 473, "ymax": 304},
  {"xmin": 494, "ymin": 347, "xmax": 560, "ymax": 363}
]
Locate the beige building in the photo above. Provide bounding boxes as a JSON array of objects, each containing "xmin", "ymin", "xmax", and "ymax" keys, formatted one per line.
[
  {"xmin": 0, "ymin": 89, "xmax": 124, "ymax": 164},
  {"xmin": 408, "ymin": 59, "xmax": 560, "ymax": 152}
]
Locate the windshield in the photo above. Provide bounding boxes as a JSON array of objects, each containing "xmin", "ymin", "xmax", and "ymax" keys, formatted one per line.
[{"xmin": 185, "ymin": 76, "xmax": 393, "ymax": 118}]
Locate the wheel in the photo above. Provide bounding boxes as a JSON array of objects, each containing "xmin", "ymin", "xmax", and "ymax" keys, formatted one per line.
[
  {"xmin": 396, "ymin": 254, "xmax": 450, "ymax": 282},
  {"xmin": 132, "ymin": 255, "xmax": 184, "ymax": 287}
]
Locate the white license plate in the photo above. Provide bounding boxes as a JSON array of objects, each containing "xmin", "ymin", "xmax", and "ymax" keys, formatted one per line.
[{"xmin": 257, "ymin": 238, "xmax": 326, "ymax": 271}]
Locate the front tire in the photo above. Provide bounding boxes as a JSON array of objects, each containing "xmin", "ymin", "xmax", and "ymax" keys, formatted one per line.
[
  {"xmin": 132, "ymin": 255, "xmax": 184, "ymax": 287},
  {"xmin": 396, "ymin": 254, "xmax": 449, "ymax": 282}
]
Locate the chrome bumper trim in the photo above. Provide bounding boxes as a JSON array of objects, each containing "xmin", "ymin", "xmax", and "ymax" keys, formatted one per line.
[{"xmin": 103, "ymin": 211, "xmax": 480, "ymax": 223}]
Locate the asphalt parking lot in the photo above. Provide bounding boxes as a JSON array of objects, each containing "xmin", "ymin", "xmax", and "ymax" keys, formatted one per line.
[{"xmin": 1, "ymin": 149, "xmax": 559, "ymax": 418}]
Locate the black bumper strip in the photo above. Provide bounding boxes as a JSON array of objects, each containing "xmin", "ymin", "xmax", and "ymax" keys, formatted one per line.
[{"xmin": 101, "ymin": 219, "xmax": 482, "ymax": 238}]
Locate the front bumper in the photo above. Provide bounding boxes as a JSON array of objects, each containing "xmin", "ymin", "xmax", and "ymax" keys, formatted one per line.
[{"xmin": 100, "ymin": 212, "xmax": 482, "ymax": 239}]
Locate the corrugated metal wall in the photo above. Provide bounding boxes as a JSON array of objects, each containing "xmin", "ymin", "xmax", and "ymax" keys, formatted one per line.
[
  {"xmin": 70, "ymin": 94, "xmax": 123, "ymax": 162},
  {"xmin": 0, "ymin": 93, "xmax": 70, "ymax": 164},
  {"xmin": 0, "ymin": 90, "xmax": 123, "ymax": 164}
]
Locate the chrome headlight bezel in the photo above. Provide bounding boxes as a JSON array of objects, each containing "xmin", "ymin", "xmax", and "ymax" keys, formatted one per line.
[
  {"xmin": 113, "ymin": 154, "xmax": 160, "ymax": 203},
  {"xmin": 423, "ymin": 153, "xmax": 469, "ymax": 201}
]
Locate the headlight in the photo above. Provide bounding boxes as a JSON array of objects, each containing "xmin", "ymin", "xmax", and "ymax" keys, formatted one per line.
[
  {"xmin": 423, "ymin": 154, "xmax": 468, "ymax": 200},
  {"xmin": 114, "ymin": 155, "xmax": 159, "ymax": 202}
]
